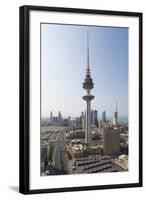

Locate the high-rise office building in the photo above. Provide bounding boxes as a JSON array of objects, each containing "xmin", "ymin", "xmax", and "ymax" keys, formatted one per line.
[
  {"xmin": 102, "ymin": 111, "xmax": 106, "ymax": 123},
  {"xmin": 93, "ymin": 110, "xmax": 98, "ymax": 127},
  {"xmin": 81, "ymin": 111, "xmax": 86, "ymax": 130},
  {"xmin": 58, "ymin": 111, "xmax": 62, "ymax": 123},
  {"xmin": 113, "ymin": 102, "xmax": 118, "ymax": 126},
  {"xmin": 103, "ymin": 126, "xmax": 120, "ymax": 155},
  {"xmin": 50, "ymin": 111, "xmax": 53, "ymax": 123}
]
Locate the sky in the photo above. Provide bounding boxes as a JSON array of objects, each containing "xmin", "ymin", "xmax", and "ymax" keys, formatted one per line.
[{"xmin": 41, "ymin": 23, "xmax": 128, "ymax": 120}]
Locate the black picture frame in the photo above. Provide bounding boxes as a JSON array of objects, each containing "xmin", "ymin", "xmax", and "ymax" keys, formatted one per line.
[{"xmin": 19, "ymin": 5, "xmax": 143, "ymax": 194}]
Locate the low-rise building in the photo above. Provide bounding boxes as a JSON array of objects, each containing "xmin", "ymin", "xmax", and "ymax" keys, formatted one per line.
[{"xmin": 115, "ymin": 154, "xmax": 128, "ymax": 170}]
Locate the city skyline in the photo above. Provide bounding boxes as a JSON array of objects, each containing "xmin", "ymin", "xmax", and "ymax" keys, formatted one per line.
[
  {"xmin": 41, "ymin": 24, "xmax": 128, "ymax": 118},
  {"xmin": 42, "ymin": 110, "xmax": 128, "ymax": 124}
]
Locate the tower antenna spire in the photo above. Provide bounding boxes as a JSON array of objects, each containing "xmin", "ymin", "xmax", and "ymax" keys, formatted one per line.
[
  {"xmin": 86, "ymin": 30, "xmax": 90, "ymax": 76},
  {"xmin": 116, "ymin": 101, "xmax": 118, "ymax": 112},
  {"xmin": 87, "ymin": 30, "xmax": 89, "ymax": 69}
]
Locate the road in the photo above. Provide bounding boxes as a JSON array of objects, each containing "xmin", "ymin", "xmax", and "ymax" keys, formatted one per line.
[
  {"xmin": 41, "ymin": 130, "xmax": 70, "ymax": 175},
  {"xmin": 54, "ymin": 131, "xmax": 68, "ymax": 172}
]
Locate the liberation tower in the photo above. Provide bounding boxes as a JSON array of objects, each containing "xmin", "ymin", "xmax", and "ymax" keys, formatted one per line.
[{"xmin": 82, "ymin": 32, "xmax": 94, "ymax": 144}]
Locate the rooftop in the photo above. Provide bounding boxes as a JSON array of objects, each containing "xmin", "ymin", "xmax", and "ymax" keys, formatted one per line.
[{"xmin": 73, "ymin": 156, "xmax": 125, "ymax": 174}]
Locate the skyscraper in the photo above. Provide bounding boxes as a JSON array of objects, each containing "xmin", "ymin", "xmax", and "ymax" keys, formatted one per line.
[
  {"xmin": 103, "ymin": 126, "xmax": 120, "ymax": 155},
  {"xmin": 93, "ymin": 110, "xmax": 98, "ymax": 127},
  {"xmin": 58, "ymin": 111, "xmax": 62, "ymax": 123},
  {"xmin": 113, "ymin": 102, "xmax": 118, "ymax": 126},
  {"xmin": 81, "ymin": 111, "xmax": 86, "ymax": 130},
  {"xmin": 50, "ymin": 111, "xmax": 53, "ymax": 123},
  {"xmin": 82, "ymin": 32, "xmax": 95, "ymax": 144},
  {"xmin": 102, "ymin": 111, "xmax": 106, "ymax": 123}
]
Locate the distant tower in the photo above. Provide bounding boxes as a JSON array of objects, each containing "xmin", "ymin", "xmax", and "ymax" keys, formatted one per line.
[
  {"xmin": 50, "ymin": 111, "xmax": 53, "ymax": 123},
  {"xmin": 81, "ymin": 112, "xmax": 85, "ymax": 130},
  {"xmin": 93, "ymin": 110, "xmax": 98, "ymax": 127},
  {"xmin": 67, "ymin": 116, "xmax": 70, "ymax": 127},
  {"xmin": 102, "ymin": 111, "xmax": 106, "ymax": 123},
  {"xmin": 113, "ymin": 102, "xmax": 118, "ymax": 126},
  {"xmin": 82, "ymin": 32, "xmax": 95, "ymax": 144},
  {"xmin": 58, "ymin": 111, "xmax": 62, "ymax": 123},
  {"xmin": 81, "ymin": 111, "xmax": 86, "ymax": 130}
]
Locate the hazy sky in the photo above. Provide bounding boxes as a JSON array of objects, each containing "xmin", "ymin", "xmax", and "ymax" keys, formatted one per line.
[{"xmin": 41, "ymin": 23, "xmax": 128, "ymax": 119}]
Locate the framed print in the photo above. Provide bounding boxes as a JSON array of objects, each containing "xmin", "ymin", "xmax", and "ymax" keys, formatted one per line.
[{"xmin": 19, "ymin": 5, "xmax": 143, "ymax": 194}]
